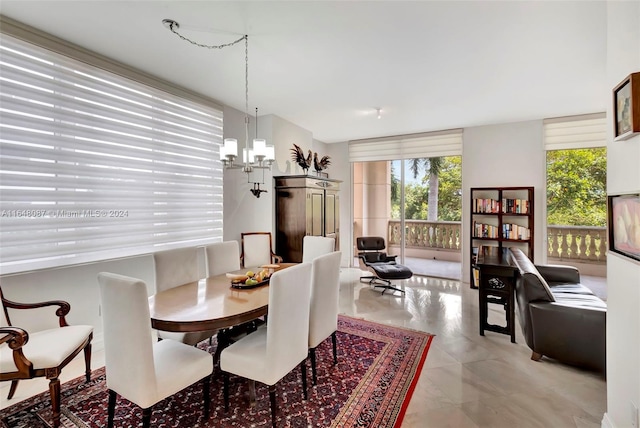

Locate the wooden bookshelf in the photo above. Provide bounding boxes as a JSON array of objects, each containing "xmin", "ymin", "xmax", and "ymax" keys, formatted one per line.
[{"xmin": 470, "ymin": 186, "xmax": 534, "ymax": 289}]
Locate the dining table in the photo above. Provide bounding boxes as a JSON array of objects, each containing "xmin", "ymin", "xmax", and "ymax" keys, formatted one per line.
[
  {"xmin": 149, "ymin": 263, "xmax": 296, "ymax": 334},
  {"xmin": 148, "ymin": 262, "xmax": 296, "ymax": 406}
]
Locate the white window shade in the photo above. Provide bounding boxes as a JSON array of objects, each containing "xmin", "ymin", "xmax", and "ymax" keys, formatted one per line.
[
  {"xmin": 543, "ymin": 113, "xmax": 606, "ymax": 150},
  {"xmin": 348, "ymin": 128, "xmax": 463, "ymax": 162},
  {"xmin": 0, "ymin": 34, "xmax": 224, "ymax": 274}
]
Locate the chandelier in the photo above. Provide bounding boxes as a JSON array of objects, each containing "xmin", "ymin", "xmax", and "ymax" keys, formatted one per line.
[{"xmin": 162, "ymin": 19, "xmax": 275, "ymax": 197}]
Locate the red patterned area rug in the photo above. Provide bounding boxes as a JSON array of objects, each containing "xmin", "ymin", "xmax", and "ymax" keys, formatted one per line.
[{"xmin": 0, "ymin": 315, "xmax": 434, "ymax": 428}]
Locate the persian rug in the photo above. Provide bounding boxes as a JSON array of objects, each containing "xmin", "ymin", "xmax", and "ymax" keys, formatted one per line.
[{"xmin": 0, "ymin": 315, "xmax": 434, "ymax": 428}]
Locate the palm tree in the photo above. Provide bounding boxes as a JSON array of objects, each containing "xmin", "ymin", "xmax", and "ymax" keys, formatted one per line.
[{"xmin": 409, "ymin": 157, "xmax": 443, "ymax": 221}]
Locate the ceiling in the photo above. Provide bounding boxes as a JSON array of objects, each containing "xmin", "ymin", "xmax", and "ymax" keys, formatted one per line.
[{"xmin": 0, "ymin": 1, "xmax": 608, "ymax": 143}]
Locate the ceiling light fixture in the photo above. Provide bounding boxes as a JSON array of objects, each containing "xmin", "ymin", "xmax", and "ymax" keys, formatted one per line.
[{"xmin": 162, "ymin": 19, "xmax": 275, "ymax": 198}]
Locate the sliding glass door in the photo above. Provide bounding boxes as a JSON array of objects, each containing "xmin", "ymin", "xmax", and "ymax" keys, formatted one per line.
[{"xmin": 353, "ymin": 156, "xmax": 462, "ymax": 278}]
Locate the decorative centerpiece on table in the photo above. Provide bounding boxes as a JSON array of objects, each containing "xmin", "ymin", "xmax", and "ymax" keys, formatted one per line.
[{"xmin": 290, "ymin": 143, "xmax": 331, "ymax": 176}]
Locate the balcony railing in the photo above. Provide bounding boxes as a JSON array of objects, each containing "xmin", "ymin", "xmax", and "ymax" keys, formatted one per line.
[
  {"xmin": 547, "ymin": 225, "xmax": 607, "ymax": 263},
  {"xmin": 388, "ymin": 220, "xmax": 461, "ymax": 251},
  {"xmin": 387, "ymin": 220, "xmax": 607, "ymax": 264}
]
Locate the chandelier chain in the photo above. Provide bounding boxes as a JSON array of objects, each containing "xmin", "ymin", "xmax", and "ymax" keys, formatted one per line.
[{"xmin": 166, "ymin": 22, "xmax": 247, "ymax": 50}]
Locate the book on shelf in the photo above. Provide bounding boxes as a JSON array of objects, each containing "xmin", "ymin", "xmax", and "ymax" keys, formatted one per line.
[
  {"xmin": 502, "ymin": 198, "xmax": 529, "ymax": 214},
  {"xmin": 501, "ymin": 223, "xmax": 531, "ymax": 240},
  {"xmin": 473, "ymin": 198, "xmax": 500, "ymax": 213},
  {"xmin": 472, "ymin": 266, "xmax": 480, "ymax": 288},
  {"xmin": 473, "ymin": 221, "xmax": 498, "ymax": 238}
]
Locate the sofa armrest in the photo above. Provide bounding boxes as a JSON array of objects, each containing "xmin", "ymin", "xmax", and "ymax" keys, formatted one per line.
[{"xmin": 534, "ymin": 264, "xmax": 580, "ymax": 283}]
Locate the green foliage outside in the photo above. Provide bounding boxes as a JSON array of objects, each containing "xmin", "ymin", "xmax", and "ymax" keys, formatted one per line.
[
  {"xmin": 391, "ymin": 156, "xmax": 462, "ymax": 221},
  {"xmin": 546, "ymin": 148, "xmax": 607, "ymax": 226},
  {"xmin": 390, "ymin": 148, "xmax": 605, "ymax": 227}
]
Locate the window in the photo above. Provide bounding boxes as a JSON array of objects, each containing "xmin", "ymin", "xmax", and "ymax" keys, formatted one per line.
[{"xmin": 0, "ymin": 34, "xmax": 224, "ymax": 274}]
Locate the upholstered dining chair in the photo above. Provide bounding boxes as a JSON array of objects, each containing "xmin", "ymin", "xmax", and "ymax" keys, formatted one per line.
[
  {"xmin": 205, "ymin": 241, "xmax": 241, "ymax": 276},
  {"xmin": 240, "ymin": 232, "xmax": 283, "ymax": 268},
  {"xmin": 153, "ymin": 247, "xmax": 217, "ymax": 345},
  {"xmin": 98, "ymin": 272, "xmax": 213, "ymax": 428},
  {"xmin": 0, "ymin": 286, "xmax": 93, "ymax": 428},
  {"xmin": 220, "ymin": 262, "xmax": 313, "ymax": 428},
  {"xmin": 301, "ymin": 235, "xmax": 336, "ymax": 263},
  {"xmin": 308, "ymin": 251, "xmax": 342, "ymax": 385}
]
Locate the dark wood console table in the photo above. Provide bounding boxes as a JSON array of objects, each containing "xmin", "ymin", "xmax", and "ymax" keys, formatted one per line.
[{"xmin": 476, "ymin": 247, "xmax": 518, "ymax": 343}]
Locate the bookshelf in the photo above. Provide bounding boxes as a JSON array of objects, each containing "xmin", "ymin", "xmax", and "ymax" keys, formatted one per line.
[{"xmin": 470, "ymin": 186, "xmax": 534, "ymax": 289}]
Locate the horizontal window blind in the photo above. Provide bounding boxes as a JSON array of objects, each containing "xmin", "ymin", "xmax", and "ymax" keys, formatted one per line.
[
  {"xmin": 348, "ymin": 128, "xmax": 463, "ymax": 162},
  {"xmin": 0, "ymin": 34, "xmax": 224, "ymax": 274},
  {"xmin": 543, "ymin": 113, "xmax": 606, "ymax": 150}
]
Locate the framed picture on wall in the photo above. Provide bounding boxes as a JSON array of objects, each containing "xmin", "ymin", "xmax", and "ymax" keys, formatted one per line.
[
  {"xmin": 613, "ymin": 72, "xmax": 640, "ymax": 141},
  {"xmin": 608, "ymin": 193, "xmax": 640, "ymax": 262}
]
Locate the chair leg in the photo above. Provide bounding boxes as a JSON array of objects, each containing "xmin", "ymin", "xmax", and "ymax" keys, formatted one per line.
[
  {"xmin": 223, "ymin": 372, "xmax": 230, "ymax": 412},
  {"xmin": 332, "ymin": 331, "xmax": 338, "ymax": 365},
  {"xmin": 301, "ymin": 360, "xmax": 308, "ymax": 400},
  {"xmin": 372, "ymin": 281, "xmax": 405, "ymax": 295},
  {"xmin": 142, "ymin": 407, "xmax": 152, "ymax": 428},
  {"xmin": 269, "ymin": 384, "xmax": 277, "ymax": 428},
  {"xmin": 107, "ymin": 389, "xmax": 117, "ymax": 428},
  {"xmin": 203, "ymin": 375, "xmax": 211, "ymax": 419},
  {"xmin": 7, "ymin": 380, "xmax": 18, "ymax": 399},
  {"xmin": 84, "ymin": 342, "xmax": 92, "ymax": 383},
  {"xmin": 309, "ymin": 348, "xmax": 317, "ymax": 385},
  {"xmin": 49, "ymin": 377, "xmax": 61, "ymax": 428}
]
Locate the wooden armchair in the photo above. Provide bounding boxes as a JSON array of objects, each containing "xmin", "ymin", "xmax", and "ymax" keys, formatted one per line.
[
  {"xmin": 240, "ymin": 232, "xmax": 283, "ymax": 268},
  {"xmin": 0, "ymin": 286, "xmax": 93, "ymax": 428}
]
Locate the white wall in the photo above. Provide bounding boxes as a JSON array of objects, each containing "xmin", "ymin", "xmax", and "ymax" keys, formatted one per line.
[
  {"xmin": 323, "ymin": 140, "xmax": 351, "ymax": 267},
  {"xmin": 0, "ymin": 254, "xmax": 156, "ymax": 350},
  {"xmin": 604, "ymin": 2, "xmax": 640, "ymax": 428},
  {"xmin": 461, "ymin": 120, "xmax": 547, "ymax": 283},
  {"xmin": 222, "ymin": 111, "xmax": 314, "ymax": 244}
]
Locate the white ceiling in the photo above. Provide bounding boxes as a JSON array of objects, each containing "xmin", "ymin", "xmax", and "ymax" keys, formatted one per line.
[{"xmin": 0, "ymin": 1, "xmax": 608, "ymax": 143}]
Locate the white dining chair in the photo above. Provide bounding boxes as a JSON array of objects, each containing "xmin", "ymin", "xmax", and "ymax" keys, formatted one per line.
[
  {"xmin": 153, "ymin": 247, "xmax": 217, "ymax": 345},
  {"xmin": 308, "ymin": 251, "xmax": 342, "ymax": 385},
  {"xmin": 98, "ymin": 272, "xmax": 213, "ymax": 428},
  {"xmin": 240, "ymin": 232, "xmax": 283, "ymax": 268},
  {"xmin": 220, "ymin": 262, "xmax": 313, "ymax": 428},
  {"xmin": 205, "ymin": 241, "xmax": 241, "ymax": 276},
  {"xmin": 301, "ymin": 235, "xmax": 336, "ymax": 263}
]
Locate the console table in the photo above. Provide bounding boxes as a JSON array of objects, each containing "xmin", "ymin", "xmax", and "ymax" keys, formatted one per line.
[{"xmin": 477, "ymin": 247, "xmax": 518, "ymax": 343}]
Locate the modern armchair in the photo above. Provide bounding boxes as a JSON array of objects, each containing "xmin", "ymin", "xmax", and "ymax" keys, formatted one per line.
[
  {"xmin": 302, "ymin": 235, "xmax": 336, "ymax": 263},
  {"xmin": 0, "ymin": 287, "xmax": 93, "ymax": 428},
  {"xmin": 153, "ymin": 247, "xmax": 217, "ymax": 346},
  {"xmin": 221, "ymin": 262, "xmax": 313, "ymax": 428},
  {"xmin": 240, "ymin": 232, "xmax": 283, "ymax": 268},
  {"xmin": 98, "ymin": 272, "xmax": 213, "ymax": 428},
  {"xmin": 308, "ymin": 251, "xmax": 342, "ymax": 385},
  {"xmin": 356, "ymin": 236, "xmax": 412, "ymax": 295}
]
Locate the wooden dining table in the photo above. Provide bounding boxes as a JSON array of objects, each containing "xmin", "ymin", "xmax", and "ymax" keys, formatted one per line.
[
  {"xmin": 149, "ymin": 263, "xmax": 296, "ymax": 405},
  {"xmin": 149, "ymin": 263, "xmax": 296, "ymax": 334}
]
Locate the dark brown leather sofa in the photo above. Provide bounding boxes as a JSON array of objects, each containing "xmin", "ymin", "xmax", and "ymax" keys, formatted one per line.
[{"xmin": 509, "ymin": 247, "xmax": 606, "ymax": 372}]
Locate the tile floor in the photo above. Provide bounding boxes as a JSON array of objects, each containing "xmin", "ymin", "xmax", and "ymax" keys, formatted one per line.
[{"xmin": 1, "ymin": 268, "xmax": 607, "ymax": 428}]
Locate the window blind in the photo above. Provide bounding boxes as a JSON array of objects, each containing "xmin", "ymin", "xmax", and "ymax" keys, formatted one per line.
[
  {"xmin": 348, "ymin": 128, "xmax": 463, "ymax": 162},
  {"xmin": 543, "ymin": 113, "xmax": 606, "ymax": 150},
  {"xmin": 0, "ymin": 34, "xmax": 224, "ymax": 274}
]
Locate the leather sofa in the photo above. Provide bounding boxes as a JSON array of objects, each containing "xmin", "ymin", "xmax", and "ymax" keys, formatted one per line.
[{"xmin": 509, "ymin": 247, "xmax": 606, "ymax": 372}]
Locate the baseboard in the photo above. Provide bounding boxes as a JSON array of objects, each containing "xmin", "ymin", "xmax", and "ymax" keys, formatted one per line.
[{"xmin": 602, "ymin": 412, "xmax": 615, "ymax": 428}]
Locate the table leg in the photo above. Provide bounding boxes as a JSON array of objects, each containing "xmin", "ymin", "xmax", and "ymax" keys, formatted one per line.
[{"xmin": 248, "ymin": 380, "xmax": 256, "ymax": 407}]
